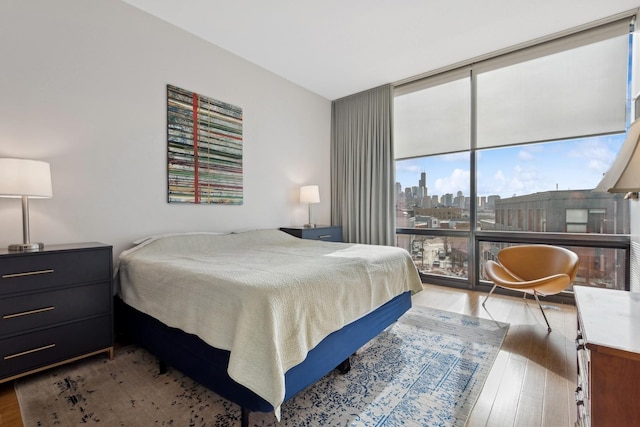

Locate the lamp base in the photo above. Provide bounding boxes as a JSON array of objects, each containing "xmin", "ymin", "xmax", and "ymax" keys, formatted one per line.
[
  {"xmin": 303, "ymin": 223, "xmax": 316, "ymax": 228},
  {"xmin": 8, "ymin": 242, "xmax": 44, "ymax": 252}
]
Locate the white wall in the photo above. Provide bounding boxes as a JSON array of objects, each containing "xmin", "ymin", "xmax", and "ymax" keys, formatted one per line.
[{"xmin": 0, "ymin": 0, "xmax": 331, "ymax": 259}]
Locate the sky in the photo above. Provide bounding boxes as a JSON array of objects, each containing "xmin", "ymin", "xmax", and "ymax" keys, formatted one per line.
[{"xmin": 395, "ymin": 134, "xmax": 625, "ymax": 199}]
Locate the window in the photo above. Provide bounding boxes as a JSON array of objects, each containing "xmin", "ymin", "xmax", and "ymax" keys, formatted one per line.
[
  {"xmin": 478, "ymin": 242, "xmax": 627, "ymax": 290},
  {"xmin": 397, "ymin": 234, "xmax": 469, "ymax": 280},
  {"xmin": 394, "ymin": 70, "xmax": 470, "ymax": 159},
  {"xmin": 396, "ymin": 152, "xmax": 470, "ymax": 230},
  {"xmin": 394, "ymin": 15, "xmax": 634, "ymax": 292},
  {"xmin": 476, "ymin": 137, "xmax": 629, "ymax": 234},
  {"xmin": 566, "ymin": 209, "xmax": 588, "ymax": 233},
  {"xmin": 475, "ymin": 22, "xmax": 629, "ymax": 148}
]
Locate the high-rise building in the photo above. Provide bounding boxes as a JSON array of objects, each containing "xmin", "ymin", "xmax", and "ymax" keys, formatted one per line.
[{"xmin": 419, "ymin": 171, "xmax": 427, "ymax": 198}]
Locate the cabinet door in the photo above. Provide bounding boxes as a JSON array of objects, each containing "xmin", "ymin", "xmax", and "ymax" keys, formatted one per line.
[{"xmin": 590, "ymin": 350, "xmax": 640, "ymax": 427}]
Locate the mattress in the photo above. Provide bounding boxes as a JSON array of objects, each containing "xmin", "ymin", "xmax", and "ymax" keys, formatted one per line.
[{"xmin": 117, "ymin": 229, "xmax": 423, "ymax": 416}]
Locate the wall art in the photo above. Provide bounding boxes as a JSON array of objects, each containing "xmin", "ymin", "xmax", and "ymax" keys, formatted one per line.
[{"xmin": 167, "ymin": 85, "xmax": 243, "ymax": 204}]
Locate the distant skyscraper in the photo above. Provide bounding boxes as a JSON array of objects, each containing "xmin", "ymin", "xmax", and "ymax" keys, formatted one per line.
[
  {"xmin": 404, "ymin": 187, "xmax": 412, "ymax": 202},
  {"xmin": 419, "ymin": 171, "xmax": 428, "ymax": 198}
]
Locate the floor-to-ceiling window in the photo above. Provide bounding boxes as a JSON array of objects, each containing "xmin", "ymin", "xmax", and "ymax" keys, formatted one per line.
[{"xmin": 394, "ymin": 16, "xmax": 634, "ymax": 295}]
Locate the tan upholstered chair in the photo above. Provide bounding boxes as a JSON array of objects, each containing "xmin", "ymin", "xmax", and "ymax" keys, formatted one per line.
[{"xmin": 483, "ymin": 244, "xmax": 579, "ymax": 332}]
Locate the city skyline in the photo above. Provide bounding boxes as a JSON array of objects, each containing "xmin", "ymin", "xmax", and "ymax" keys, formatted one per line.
[{"xmin": 395, "ymin": 134, "xmax": 625, "ymax": 200}]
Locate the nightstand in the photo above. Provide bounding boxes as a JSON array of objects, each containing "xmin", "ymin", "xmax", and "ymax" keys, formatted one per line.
[
  {"xmin": 0, "ymin": 242, "xmax": 113, "ymax": 383},
  {"xmin": 280, "ymin": 226, "xmax": 343, "ymax": 242}
]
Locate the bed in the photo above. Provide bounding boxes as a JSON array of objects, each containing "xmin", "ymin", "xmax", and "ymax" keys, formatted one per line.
[{"xmin": 116, "ymin": 229, "xmax": 423, "ymax": 425}]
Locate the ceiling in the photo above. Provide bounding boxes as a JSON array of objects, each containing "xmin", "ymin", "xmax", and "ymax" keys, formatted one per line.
[{"xmin": 121, "ymin": 0, "xmax": 640, "ymax": 100}]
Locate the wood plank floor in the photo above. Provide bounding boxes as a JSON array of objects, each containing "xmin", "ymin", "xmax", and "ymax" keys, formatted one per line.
[
  {"xmin": 0, "ymin": 284, "xmax": 577, "ymax": 427},
  {"xmin": 412, "ymin": 284, "xmax": 577, "ymax": 427}
]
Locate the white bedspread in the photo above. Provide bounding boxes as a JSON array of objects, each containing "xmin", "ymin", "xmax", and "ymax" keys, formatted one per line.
[{"xmin": 118, "ymin": 229, "xmax": 422, "ymax": 417}]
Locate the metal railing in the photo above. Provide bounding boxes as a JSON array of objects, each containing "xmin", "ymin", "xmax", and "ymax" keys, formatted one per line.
[{"xmin": 396, "ymin": 228, "xmax": 631, "ymax": 302}]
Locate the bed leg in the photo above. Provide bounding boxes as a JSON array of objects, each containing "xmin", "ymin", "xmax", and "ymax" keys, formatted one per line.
[
  {"xmin": 158, "ymin": 360, "xmax": 167, "ymax": 375},
  {"xmin": 337, "ymin": 357, "xmax": 351, "ymax": 374},
  {"xmin": 241, "ymin": 407, "xmax": 250, "ymax": 427}
]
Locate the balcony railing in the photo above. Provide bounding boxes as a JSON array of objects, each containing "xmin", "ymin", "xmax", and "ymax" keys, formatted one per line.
[{"xmin": 396, "ymin": 228, "xmax": 630, "ymax": 301}]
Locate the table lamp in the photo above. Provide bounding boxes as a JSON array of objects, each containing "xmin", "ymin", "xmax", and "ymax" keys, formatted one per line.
[
  {"xmin": 300, "ymin": 185, "xmax": 320, "ymax": 228},
  {"xmin": 594, "ymin": 118, "xmax": 640, "ymax": 199},
  {"xmin": 0, "ymin": 158, "xmax": 53, "ymax": 251}
]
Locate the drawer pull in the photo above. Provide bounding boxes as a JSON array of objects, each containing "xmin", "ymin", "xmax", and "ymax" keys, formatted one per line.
[
  {"xmin": 4, "ymin": 343, "xmax": 56, "ymax": 360},
  {"xmin": 318, "ymin": 235, "xmax": 332, "ymax": 239},
  {"xmin": 2, "ymin": 269, "xmax": 55, "ymax": 279},
  {"xmin": 3, "ymin": 306, "xmax": 55, "ymax": 320}
]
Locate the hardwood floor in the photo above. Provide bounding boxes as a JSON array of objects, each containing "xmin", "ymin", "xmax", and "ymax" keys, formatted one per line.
[
  {"xmin": 0, "ymin": 284, "xmax": 577, "ymax": 427},
  {"xmin": 412, "ymin": 284, "xmax": 578, "ymax": 427},
  {"xmin": 0, "ymin": 381, "xmax": 22, "ymax": 427}
]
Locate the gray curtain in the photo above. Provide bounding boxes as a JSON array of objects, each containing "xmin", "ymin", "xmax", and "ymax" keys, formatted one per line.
[{"xmin": 331, "ymin": 84, "xmax": 394, "ymax": 245}]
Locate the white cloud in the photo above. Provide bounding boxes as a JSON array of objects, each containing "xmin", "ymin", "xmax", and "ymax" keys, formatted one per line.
[
  {"xmin": 434, "ymin": 168, "xmax": 470, "ymax": 195},
  {"xmin": 396, "ymin": 162, "xmax": 422, "ymax": 174},
  {"xmin": 479, "ymin": 164, "xmax": 548, "ymax": 197},
  {"xmin": 588, "ymin": 159, "xmax": 610, "ymax": 173},
  {"xmin": 477, "ymin": 169, "xmax": 507, "ymax": 196},
  {"xmin": 568, "ymin": 136, "xmax": 620, "ymax": 172},
  {"xmin": 518, "ymin": 150, "xmax": 534, "ymax": 161}
]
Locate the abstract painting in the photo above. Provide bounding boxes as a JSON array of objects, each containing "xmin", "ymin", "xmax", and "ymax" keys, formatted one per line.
[{"xmin": 167, "ymin": 85, "xmax": 243, "ymax": 204}]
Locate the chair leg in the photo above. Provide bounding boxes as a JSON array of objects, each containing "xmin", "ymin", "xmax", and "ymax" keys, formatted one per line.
[
  {"xmin": 482, "ymin": 284, "xmax": 497, "ymax": 307},
  {"xmin": 533, "ymin": 292, "xmax": 552, "ymax": 333}
]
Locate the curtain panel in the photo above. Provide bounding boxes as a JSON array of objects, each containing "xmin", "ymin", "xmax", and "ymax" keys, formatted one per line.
[{"xmin": 331, "ymin": 84, "xmax": 395, "ymax": 245}]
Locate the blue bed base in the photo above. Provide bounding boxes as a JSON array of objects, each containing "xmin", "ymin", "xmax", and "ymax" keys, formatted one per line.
[{"xmin": 116, "ymin": 291, "xmax": 411, "ymax": 422}]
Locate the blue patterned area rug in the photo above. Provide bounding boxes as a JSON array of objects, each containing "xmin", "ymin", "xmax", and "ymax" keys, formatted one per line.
[{"xmin": 16, "ymin": 306, "xmax": 508, "ymax": 427}]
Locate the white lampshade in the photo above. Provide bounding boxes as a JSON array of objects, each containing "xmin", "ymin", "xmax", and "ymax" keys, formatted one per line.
[
  {"xmin": 594, "ymin": 118, "xmax": 640, "ymax": 194},
  {"xmin": 300, "ymin": 185, "xmax": 320, "ymax": 204},
  {"xmin": 0, "ymin": 158, "xmax": 53, "ymax": 198},
  {"xmin": 0, "ymin": 158, "xmax": 52, "ymax": 252}
]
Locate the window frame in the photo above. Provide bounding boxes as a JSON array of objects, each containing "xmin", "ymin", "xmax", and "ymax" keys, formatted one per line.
[{"xmin": 393, "ymin": 13, "xmax": 635, "ymax": 297}]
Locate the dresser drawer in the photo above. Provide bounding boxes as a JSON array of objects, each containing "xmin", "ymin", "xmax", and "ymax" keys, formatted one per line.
[
  {"xmin": 303, "ymin": 227, "xmax": 342, "ymax": 242},
  {"xmin": 280, "ymin": 226, "xmax": 343, "ymax": 242},
  {"xmin": 0, "ymin": 315, "xmax": 112, "ymax": 379},
  {"xmin": 0, "ymin": 282, "xmax": 111, "ymax": 337},
  {"xmin": 0, "ymin": 247, "xmax": 111, "ymax": 296}
]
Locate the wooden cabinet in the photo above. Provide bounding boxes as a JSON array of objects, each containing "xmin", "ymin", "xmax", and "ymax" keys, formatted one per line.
[
  {"xmin": 0, "ymin": 243, "xmax": 113, "ymax": 383},
  {"xmin": 574, "ymin": 286, "xmax": 640, "ymax": 427},
  {"xmin": 280, "ymin": 226, "xmax": 343, "ymax": 242}
]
